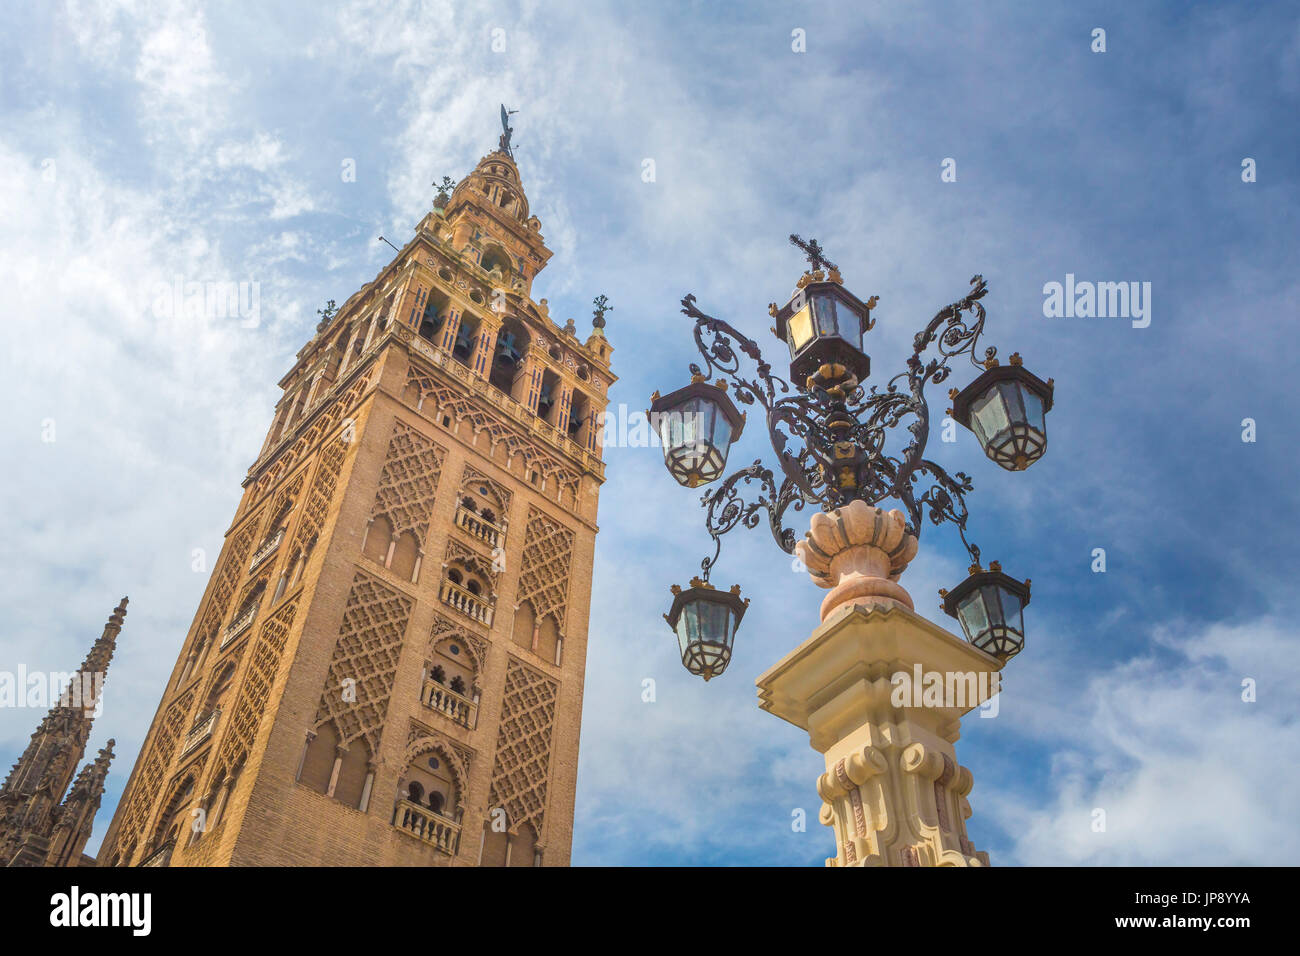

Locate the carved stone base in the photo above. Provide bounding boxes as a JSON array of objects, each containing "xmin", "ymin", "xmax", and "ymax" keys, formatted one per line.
[
  {"xmin": 757, "ymin": 602, "xmax": 1002, "ymax": 867},
  {"xmin": 794, "ymin": 501, "xmax": 919, "ymax": 621}
]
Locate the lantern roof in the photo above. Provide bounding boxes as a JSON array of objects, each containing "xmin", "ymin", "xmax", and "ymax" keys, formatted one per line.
[
  {"xmin": 769, "ymin": 270, "xmax": 877, "ymax": 344},
  {"xmin": 648, "ymin": 377, "xmax": 747, "ymax": 439},
  {"xmin": 949, "ymin": 355, "xmax": 1055, "ymax": 428},
  {"xmin": 939, "ymin": 562, "xmax": 1032, "ymax": 619}
]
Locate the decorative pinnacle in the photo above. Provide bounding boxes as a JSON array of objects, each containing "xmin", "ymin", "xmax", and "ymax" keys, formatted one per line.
[
  {"xmin": 433, "ymin": 176, "xmax": 456, "ymax": 207},
  {"xmin": 592, "ymin": 294, "xmax": 611, "ymax": 329},
  {"xmin": 316, "ymin": 299, "xmax": 338, "ymax": 332},
  {"xmin": 789, "ymin": 234, "xmax": 838, "ymax": 274}
]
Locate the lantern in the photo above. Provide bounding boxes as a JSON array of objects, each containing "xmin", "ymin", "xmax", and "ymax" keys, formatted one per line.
[
  {"xmin": 951, "ymin": 354, "xmax": 1054, "ymax": 471},
  {"xmin": 940, "ymin": 563, "xmax": 1031, "ymax": 661},
  {"xmin": 664, "ymin": 578, "xmax": 749, "ymax": 680},
  {"xmin": 770, "ymin": 274, "xmax": 874, "ymax": 387},
  {"xmin": 649, "ymin": 378, "xmax": 746, "ymax": 488}
]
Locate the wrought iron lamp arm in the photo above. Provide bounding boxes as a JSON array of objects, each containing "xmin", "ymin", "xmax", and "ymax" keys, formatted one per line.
[{"xmin": 679, "ymin": 274, "xmax": 1001, "ymax": 581}]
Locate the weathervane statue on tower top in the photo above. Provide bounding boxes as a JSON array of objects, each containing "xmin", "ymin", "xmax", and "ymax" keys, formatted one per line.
[{"xmin": 499, "ymin": 104, "xmax": 518, "ymax": 158}]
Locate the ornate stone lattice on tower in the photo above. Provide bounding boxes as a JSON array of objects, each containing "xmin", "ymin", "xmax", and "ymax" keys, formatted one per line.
[
  {"xmin": 96, "ymin": 133, "xmax": 614, "ymax": 867},
  {"xmin": 0, "ymin": 599, "xmax": 124, "ymax": 867}
]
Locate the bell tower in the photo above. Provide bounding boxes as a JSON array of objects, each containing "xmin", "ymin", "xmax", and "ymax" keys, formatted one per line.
[{"xmin": 97, "ymin": 130, "xmax": 615, "ymax": 867}]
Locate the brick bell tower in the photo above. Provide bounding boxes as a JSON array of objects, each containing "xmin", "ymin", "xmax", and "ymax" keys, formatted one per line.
[{"xmin": 97, "ymin": 126, "xmax": 615, "ymax": 867}]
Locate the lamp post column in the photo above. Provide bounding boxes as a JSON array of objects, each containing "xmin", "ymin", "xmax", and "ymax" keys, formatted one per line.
[{"xmin": 755, "ymin": 500, "xmax": 1002, "ymax": 867}]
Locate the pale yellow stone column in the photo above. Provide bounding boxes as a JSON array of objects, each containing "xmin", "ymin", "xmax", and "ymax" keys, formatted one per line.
[{"xmin": 756, "ymin": 500, "xmax": 1002, "ymax": 867}]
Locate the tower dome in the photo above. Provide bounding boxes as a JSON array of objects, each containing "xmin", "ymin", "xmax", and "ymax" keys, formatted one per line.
[{"xmin": 451, "ymin": 152, "xmax": 530, "ymax": 223}]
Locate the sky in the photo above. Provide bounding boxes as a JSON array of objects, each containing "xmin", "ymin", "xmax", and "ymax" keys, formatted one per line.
[{"xmin": 1, "ymin": 0, "xmax": 1298, "ymax": 866}]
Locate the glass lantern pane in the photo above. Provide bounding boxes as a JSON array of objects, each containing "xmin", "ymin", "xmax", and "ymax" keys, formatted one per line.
[
  {"xmin": 701, "ymin": 599, "xmax": 728, "ymax": 646},
  {"xmin": 998, "ymin": 382, "xmax": 1026, "ymax": 429},
  {"xmin": 679, "ymin": 398, "xmax": 701, "ymax": 447},
  {"xmin": 788, "ymin": 306, "xmax": 814, "ymax": 355},
  {"xmin": 998, "ymin": 588, "xmax": 1024, "ymax": 636},
  {"xmin": 710, "ymin": 403, "xmax": 733, "ymax": 455},
  {"xmin": 814, "ymin": 294, "xmax": 839, "ymax": 336},
  {"xmin": 971, "ymin": 387, "xmax": 1010, "ymax": 445},
  {"xmin": 697, "ymin": 398, "xmax": 717, "ymax": 454},
  {"xmin": 1020, "ymin": 388, "xmax": 1045, "ymax": 434},
  {"xmin": 980, "ymin": 584, "xmax": 1007, "ymax": 630},
  {"xmin": 957, "ymin": 591, "xmax": 989, "ymax": 642}
]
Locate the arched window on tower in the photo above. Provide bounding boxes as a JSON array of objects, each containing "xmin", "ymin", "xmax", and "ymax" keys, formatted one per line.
[
  {"xmin": 511, "ymin": 823, "xmax": 539, "ymax": 867},
  {"xmin": 440, "ymin": 559, "xmax": 493, "ymax": 626},
  {"xmin": 489, "ymin": 317, "xmax": 529, "ymax": 396},
  {"xmin": 362, "ymin": 514, "xmax": 394, "ymax": 567},
  {"xmin": 418, "ymin": 289, "xmax": 451, "ymax": 343},
  {"xmin": 537, "ymin": 369, "xmax": 560, "ymax": 423},
  {"xmin": 299, "ymin": 721, "xmax": 340, "ymax": 795},
  {"xmin": 481, "ymin": 244, "xmax": 512, "ymax": 276},
  {"xmin": 452, "ymin": 313, "xmax": 482, "ymax": 366},
  {"xmin": 423, "ymin": 634, "xmax": 480, "ymax": 729},
  {"xmin": 568, "ymin": 390, "xmax": 592, "ymax": 447},
  {"xmin": 537, "ymin": 614, "xmax": 561, "ymax": 666},
  {"xmin": 513, "ymin": 601, "xmax": 536, "ymax": 652},
  {"xmin": 393, "ymin": 749, "xmax": 462, "ymax": 854}
]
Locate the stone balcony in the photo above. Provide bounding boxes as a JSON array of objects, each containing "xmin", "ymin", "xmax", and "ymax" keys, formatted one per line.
[
  {"xmin": 181, "ymin": 708, "xmax": 221, "ymax": 757},
  {"xmin": 222, "ymin": 606, "xmax": 257, "ymax": 650},
  {"xmin": 454, "ymin": 505, "xmax": 504, "ymax": 550},
  {"xmin": 421, "ymin": 679, "xmax": 477, "ymax": 730},
  {"xmin": 439, "ymin": 579, "xmax": 493, "ymax": 627},
  {"xmin": 140, "ymin": 839, "xmax": 176, "ymax": 868},
  {"xmin": 222, "ymin": 605, "xmax": 257, "ymax": 649},
  {"xmin": 392, "ymin": 799, "xmax": 461, "ymax": 855},
  {"xmin": 249, "ymin": 527, "xmax": 284, "ymax": 571}
]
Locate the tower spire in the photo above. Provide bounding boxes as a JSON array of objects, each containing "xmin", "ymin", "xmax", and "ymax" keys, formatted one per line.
[
  {"xmin": 67, "ymin": 596, "xmax": 126, "ymax": 705},
  {"xmin": 0, "ymin": 598, "xmax": 126, "ymax": 866}
]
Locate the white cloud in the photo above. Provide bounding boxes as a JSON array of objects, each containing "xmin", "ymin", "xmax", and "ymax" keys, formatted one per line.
[{"xmin": 989, "ymin": 617, "xmax": 1300, "ymax": 865}]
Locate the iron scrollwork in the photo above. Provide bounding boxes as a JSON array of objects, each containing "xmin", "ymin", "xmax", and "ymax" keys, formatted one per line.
[{"xmin": 680, "ymin": 272, "xmax": 999, "ymax": 582}]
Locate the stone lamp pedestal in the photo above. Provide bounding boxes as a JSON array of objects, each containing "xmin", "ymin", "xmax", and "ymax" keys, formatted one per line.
[{"xmin": 756, "ymin": 500, "xmax": 1002, "ymax": 867}]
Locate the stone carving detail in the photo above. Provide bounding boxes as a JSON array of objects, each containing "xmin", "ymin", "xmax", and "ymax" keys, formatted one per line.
[
  {"xmin": 794, "ymin": 501, "xmax": 919, "ymax": 620},
  {"xmin": 815, "ymin": 740, "xmax": 988, "ymax": 868},
  {"xmin": 111, "ymin": 688, "xmax": 196, "ymax": 864},
  {"xmin": 264, "ymin": 469, "xmax": 307, "ymax": 535},
  {"xmin": 312, "ymin": 571, "xmax": 414, "ymax": 754},
  {"xmin": 404, "ymin": 365, "xmax": 582, "ymax": 501},
  {"xmin": 430, "ymin": 612, "xmax": 489, "ymax": 675},
  {"xmin": 193, "ymin": 519, "xmax": 262, "ymax": 651},
  {"xmin": 487, "ymin": 657, "xmax": 558, "ymax": 835},
  {"xmin": 252, "ymin": 371, "xmax": 371, "ymax": 502},
  {"xmin": 215, "ymin": 598, "xmax": 299, "ymax": 780},
  {"xmin": 516, "ymin": 508, "xmax": 574, "ymax": 628},
  {"xmin": 460, "ymin": 463, "xmax": 512, "ymax": 512},
  {"xmin": 404, "ymin": 724, "xmax": 474, "ymax": 812},
  {"xmin": 445, "ymin": 537, "xmax": 499, "ymax": 587},
  {"xmin": 370, "ymin": 420, "xmax": 446, "ymax": 542},
  {"xmin": 292, "ymin": 429, "xmax": 349, "ymax": 554},
  {"xmin": 149, "ymin": 755, "xmax": 207, "ymax": 848}
]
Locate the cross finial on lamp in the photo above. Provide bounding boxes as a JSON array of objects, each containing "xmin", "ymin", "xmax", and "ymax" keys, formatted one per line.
[{"xmin": 789, "ymin": 233, "xmax": 838, "ymax": 274}]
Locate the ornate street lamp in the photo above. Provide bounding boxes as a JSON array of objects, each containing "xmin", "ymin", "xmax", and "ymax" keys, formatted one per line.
[
  {"xmin": 939, "ymin": 561, "xmax": 1031, "ymax": 660},
  {"xmin": 664, "ymin": 578, "xmax": 750, "ymax": 680},
  {"xmin": 950, "ymin": 354, "xmax": 1054, "ymax": 471},
  {"xmin": 649, "ymin": 377, "xmax": 746, "ymax": 488},
  {"xmin": 770, "ymin": 256, "xmax": 876, "ymax": 386},
  {"xmin": 652, "ymin": 234, "xmax": 1054, "ymax": 677}
]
